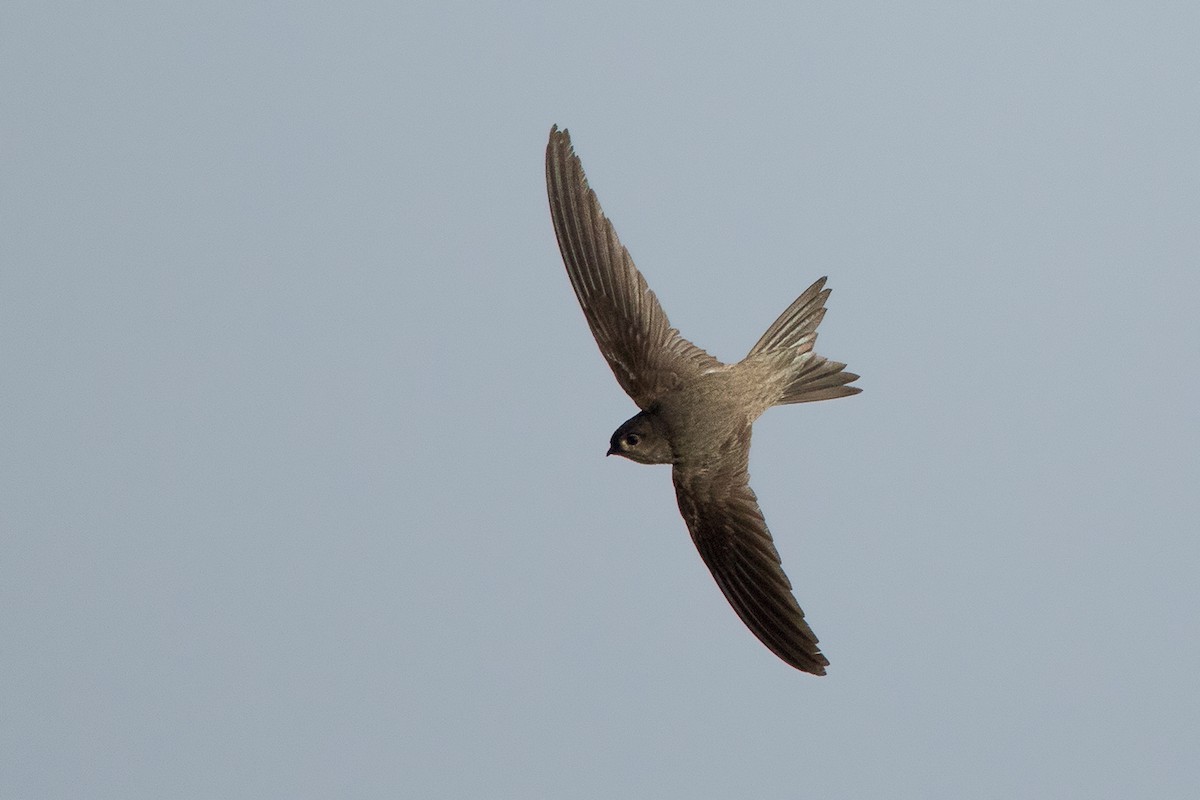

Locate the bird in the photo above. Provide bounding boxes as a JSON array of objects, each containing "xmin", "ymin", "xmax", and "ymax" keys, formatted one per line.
[{"xmin": 545, "ymin": 126, "xmax": 860, "ymax": 675}]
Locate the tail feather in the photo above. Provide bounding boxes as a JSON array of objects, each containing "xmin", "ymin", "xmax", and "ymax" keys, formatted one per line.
[
  {"xmin": 747, "ymin": 277, "xmax": 830, "ymax": 358},
  {"xmin": 777, "ymin": 359, "xmax": 861, "ymax": 404},
  {"xmin": 745, "ymin": 277, "xmax": 861, "ymax": 406}
]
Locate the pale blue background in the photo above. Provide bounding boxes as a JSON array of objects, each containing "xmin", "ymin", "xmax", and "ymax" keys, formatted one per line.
[{"xmin": 4, "ymin": 3, "xmax": 1198, "ymax": 798}]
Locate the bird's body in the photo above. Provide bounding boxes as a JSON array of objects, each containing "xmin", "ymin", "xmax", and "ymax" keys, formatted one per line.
[
  {"xmin": 631, "ymin": 369, "xmax": 752, "ymax": 461},
  {"xmin": 546, "ymin": 126, "xmax": 860, "ymax": 675}
]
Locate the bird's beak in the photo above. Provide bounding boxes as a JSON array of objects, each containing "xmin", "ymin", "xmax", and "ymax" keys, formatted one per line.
[{"xmin": 606, "ymin": 445, "xmax": 617, "ymax": 457}]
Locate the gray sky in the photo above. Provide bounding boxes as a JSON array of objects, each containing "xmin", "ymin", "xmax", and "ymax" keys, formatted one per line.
[{"xmin": 4, "ymin": 3, "xmax": 1198, "ymax": 798}]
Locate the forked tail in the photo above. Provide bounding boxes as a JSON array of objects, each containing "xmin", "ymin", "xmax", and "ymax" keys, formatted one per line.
[{"xmin": 745, "ymin": 277, "xmax": 861, "ymax": 405}]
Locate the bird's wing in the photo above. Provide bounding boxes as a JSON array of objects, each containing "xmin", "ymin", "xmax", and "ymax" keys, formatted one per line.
[
  {"xmin": 672, "ymin": 450, "xmax": 829, "ymax": 675},
  {"xmin": 546, "ymin": 126, "xmax": 721, "ymax": 409}
]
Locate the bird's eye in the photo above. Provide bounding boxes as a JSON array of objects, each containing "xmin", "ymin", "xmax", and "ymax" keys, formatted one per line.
[{"xmin": 623, "ymin": 433, "xmax": 641, "ymax": 447}]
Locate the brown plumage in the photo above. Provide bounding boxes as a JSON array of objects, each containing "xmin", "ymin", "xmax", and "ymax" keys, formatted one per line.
[{"xmin": 546, "ymin": 125, "xmax": 860, "ymax": 675}]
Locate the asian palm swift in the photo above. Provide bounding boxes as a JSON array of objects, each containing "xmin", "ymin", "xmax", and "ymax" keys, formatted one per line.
[{"xmin": 546, "ymin": 126, "xmax": 861, "ymax": 674}]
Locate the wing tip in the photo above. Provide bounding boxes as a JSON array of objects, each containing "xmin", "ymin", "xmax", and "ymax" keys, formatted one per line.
[
  {"xmin": 775, "ymin": 640, "xmax": 830, "ymax": 676},
  {"xmin": 548, "ymin": 123, "xmax": 571, "ymax": 150}
]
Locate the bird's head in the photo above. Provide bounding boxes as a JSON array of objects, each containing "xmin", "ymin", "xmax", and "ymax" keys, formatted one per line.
[{"xmin": 607, "ymin": 411, "xmax": 674, "ymax": 465}]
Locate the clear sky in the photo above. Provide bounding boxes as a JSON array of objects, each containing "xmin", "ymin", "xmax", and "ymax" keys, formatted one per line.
[{"xmin": 4, "ymin": 3, "xmax": 1198, "ymax": 798}]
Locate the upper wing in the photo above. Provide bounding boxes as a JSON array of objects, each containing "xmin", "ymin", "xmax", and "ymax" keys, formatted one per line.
[
  {"xmin": 546, "ymin": 126, "xmax": 721, "ymax": 409},
  {"xmin": 673, "ymin": 454, "xmax": 829, "ymax": 675}
]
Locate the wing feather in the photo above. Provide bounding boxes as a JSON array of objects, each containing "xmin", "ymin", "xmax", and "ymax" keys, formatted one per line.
[
  {"xmin": 673, "ymin": 457, "xmax": 829, "ymax": 675},
  {"xmin": 546, "ymin": 126, "xmax": 720, "ymax": 409}
]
